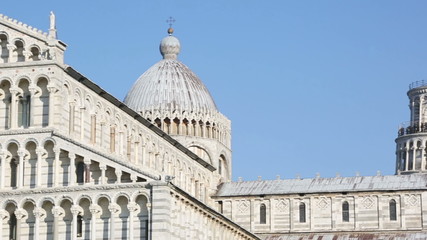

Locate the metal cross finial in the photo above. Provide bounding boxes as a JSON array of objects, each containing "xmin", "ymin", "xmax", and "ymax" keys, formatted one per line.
[{"xmin": 166, "ymin": 17, "xmax": 175, "ymax": 28}]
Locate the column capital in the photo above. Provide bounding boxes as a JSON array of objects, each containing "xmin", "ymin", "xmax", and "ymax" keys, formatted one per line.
[
  {"xmin": 6, "ymin": 44, "xmax": 16, "ymax": 51},
  {"xmin": 0, "ymin": 209, "xmax": 9, "ymax": 221},
  {"xmin": 127, "ymin": 202, "xmax": 139, "ymax": 213},
  {"xmin": 47, "ymin": 85, "xmax": 58, "ymax": 94},
  {"xmin": 17, "ymin": 148, "xmax": 27, "ymax": 158},
  {"xmin": 99, "ymin": 164, "xmax": 107, "ymax": 171},
  {"xmin": 28, "ymin": 86, "xmax": 38, "ymax": 95},
  {"xmin": 83, "ymin": 158, "xmax": 91, "ymax": 165},
  {"xmin": 89, "ymin": 204, "xmax": 101, "ymax": 216},
  {"xmin": 68, "ymin": 152, "xmax": 76, "ymax": 160},
  {"xmin": 146, "ymin": 202, "xmax": 152, "ymax": 210},
  {"xmin": 53, "ymin": 147, "xmax": 61, "ymax": 155},
  {"xmin": 33, "ymin": 207, "xmax": 46, "ymax": 219},
  {"xmin": 14, "ymin": 208, "xmax": 27, "ymax": 220},
  {"xmin": 71, "ymin": 205, "xmax": 82, "ymax": 216},
  {"xmin": 36, "ymin": 147, "xmax": 47, "ymax": 157},
  {"xmin": 52, "ymin": 206, "xmax": 64, "ymax": 218},
  {"xmin": 108, "ymin": 203, "xmax": 121, "ymax": 216}
]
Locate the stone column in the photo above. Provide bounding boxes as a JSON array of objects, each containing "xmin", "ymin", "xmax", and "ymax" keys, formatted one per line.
[
  {"xmin": 47, "ymin": 85, "xmax": 58, "ymax": 127},
  {"xmin": 69, "ymin": 153, "xmax": 76, "ymax": 186},
  {"xmin": 33, "ymin": 207, "xmax": 45, "ymax": 240},
  {"xmin": 35, "ymin": 147, "xmax": 45, "ymax": 188},
  {"xmin": 28, "ymin": 86, "xmax": 37, "ymax": 127},
  {"xmin": 17, "ymin": 148, "xmax": 25, "ymax": 189},
  {"xmin": 69, "ymin": 101, "xmax": 76, "ymax": 135},
  {"xmin": 0, "ymin": 210, "xmax": 9, "ymax": 239},
  {"xmin": 9, "ymin": 87, "xmax": 19, "ymax": 129},
  {"xmin": 84, "ymin": 158, "xmax": 91, "ymax": 184},
  {"xmin": 70, "ymin": 205, "xmax": 81, "ymax": 240},
  {"xmin": 53, "ymin": 148, "xmax": 60, "ymax": 187},
  {"xmin": 0, "ymin": 151, "xmax": 6, "ymax": 188},
  {"xmin": 115, "ymin": 169, "xmax": 122, "ymax": 184},
  {"xmin": 131, "ymin": 174, "xmax": 137, "ymax": 183},
  {"xmin": 405, "ymin": 149, "xmax": 409, "ymax": 171},
  {"xmin": 52, "ymin": 206, "xmax": 63, "ymax": 240},
  {"xmin": 89, "ymin": 204, "xmax": 101, "ymax": 240},
  {"xmin": 7, "ymin": 44, "xmax": 16, "ymax": 62},
  {"xmin": 108, "ymin": 203, "xmax": 120, "ymax": 240},
  {"xmin": 14, "ymin": 208, "xmax": 27, "ymax": 240},
  {"xmin": 146, "ymin": 202, "xmax": 152, "ymax": 240},
  {"xmin": 127, "ymin": 202, "xmax": 138, "ymax": 240},
  {"xmin": 100, "ymin": 164, "xmax": 107, "ymax": 184}
]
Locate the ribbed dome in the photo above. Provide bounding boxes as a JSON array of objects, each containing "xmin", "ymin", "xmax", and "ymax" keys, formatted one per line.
[{"xmin": 124, "ymin": 31, "xmax": 217, "ymax": 113}]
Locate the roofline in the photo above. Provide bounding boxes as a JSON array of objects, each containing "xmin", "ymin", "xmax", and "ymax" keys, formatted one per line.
[
  {"xmin": 213, "ymin": 188, "xmax": 427, "ymax": 198},
  {"xmin": 65, "ymin": 66, "xmax": 216, "ymax": 172},
  {"xmin": 163, "ymin": 181, "xmax": 261, "ymax": 240}
]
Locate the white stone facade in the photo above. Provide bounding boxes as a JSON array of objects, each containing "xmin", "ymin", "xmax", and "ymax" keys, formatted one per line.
[
  {"xmin": 0, "ymin": 14, "xmax": 258, "ymax": 240},
  {"xmin": 2, "ymin": 11, "xmax": 427, "ymax": 240}
]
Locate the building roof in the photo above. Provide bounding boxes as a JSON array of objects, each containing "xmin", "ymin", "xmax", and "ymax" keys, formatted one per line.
[
  {"xmin": 215, "ymin": 174, "xmax": 427, "ymax": 197},
  {"xmin": 124, "ymin": 30, "xmax": 217, "ymax": 114}
]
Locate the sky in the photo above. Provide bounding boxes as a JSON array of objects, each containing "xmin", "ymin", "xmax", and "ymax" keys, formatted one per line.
[{"xmin": 2, "ymin": 1, "xmax": 427, "ymax": 181}]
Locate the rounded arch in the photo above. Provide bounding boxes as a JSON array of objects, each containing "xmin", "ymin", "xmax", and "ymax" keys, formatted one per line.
[
  {"xmin": 15, "ymin": 75, "xmax": 32, "ymax": 86},
  {"xmin": 0, "ymin": 31, "xmax": 9, "ymax": 40},
  {"xmin": 22, "ymin": 137, "xmax": 39, "ymax": 148},
  {"xmin": 112, "ymin": 192, "xmax": 131, "ymax": 202},
  {"xmin": 187, "ymin": 143, "xmax": 212, "ymax": 164},
  {"xmin": 1, "ymin": 198, "xmax": 18, "ymax": 209},
  {"xmin": 93, "ymin": 193, "xmax": 112, "ymax": 203},
  {"xmin": 75, "ymin": 194, "xmax": 93, "ymax": 204},
  {"xmin": 38, "ymin": 197, "xmax": 56, "ymax": 207},
  {"xmin": 41, "ymin": 137, "xmax": 56, "ymax": 148},
  {"xmin": 57, "ymin": 195, "xmax": 74, "ymax": 206},
  {"xmin": 34, "ymin": 75, "xmax": 50, "ymax": 85},
  {"xmin": 19, "ymin": 198, "xmax": 36, "ymax": 208},
  {"xmin": 5, "ymin": 139, "xmax": 21, "ymax": 149},
  {"xmin": 131, "ymin": 192, "xmax": 150, "ymax": 203}
]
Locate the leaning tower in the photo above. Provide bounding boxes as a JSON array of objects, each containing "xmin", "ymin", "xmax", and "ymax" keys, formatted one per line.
[
  {"xmin": 124, "ymin": 28, "xmax": 232, "ymax": 184},
  {"xmin": 396, "ymin": 81, "xmax": 427, "ymax": 174}
]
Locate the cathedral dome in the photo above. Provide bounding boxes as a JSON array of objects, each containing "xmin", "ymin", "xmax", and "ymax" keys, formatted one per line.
[{"xmin": 124, "ymin": 28, "xmax": 217, "ymax": 113}]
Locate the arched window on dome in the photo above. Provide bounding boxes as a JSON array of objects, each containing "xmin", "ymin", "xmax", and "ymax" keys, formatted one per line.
[
  {"xmin": 183, "ymin": 118, "xmax": 189, "ymax": 135},
  {"xmin": 164, "ymin": 118, "xmax": 171, "ymax": 134},
  {"xmin": 206, "ymin": 121, "xmax": 211, "ymax": 138},
  {"xmin": 191, "ymin": 120, "xmax": 197, "ymax": 136},
  {"xmin": 342, "ymin": 201, "xmax": 349, "ymax": 222},
  {"xmin": 154, "ymin": 118, "xmax": 161, "ymax": 129},
  {"xmin": 199, "ymin": 120, "xmax": 204, "ymax": 137},
  {"xmin": 389, "ymin": 199, "xmax": 397, "ymax": 221},
  {"xmin": 299, "ymin": 202, "xmax": 306, "ymax": 223},
  {"xmin": 172, "ymin": 117, "xmax": 180, "ymax": 134},
  {"xmin": 260, "ymin": 203, "xmax": 267, "ymax": 224}
]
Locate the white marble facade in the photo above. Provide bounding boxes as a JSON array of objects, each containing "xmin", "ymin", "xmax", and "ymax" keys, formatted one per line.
[{"xmin": 1, "ymin": 12, "xmax": 427, "ymax": 240}]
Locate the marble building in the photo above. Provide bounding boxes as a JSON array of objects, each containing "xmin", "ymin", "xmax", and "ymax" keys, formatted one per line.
[{"xmin": 0, "ymin": 12, "xmax": 426, "ymax": 240}]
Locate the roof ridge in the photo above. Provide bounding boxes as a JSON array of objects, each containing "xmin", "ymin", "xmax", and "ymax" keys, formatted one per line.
[{"xmin": 0, "ymin": 13, "xmax": 49, "ymax": 38}]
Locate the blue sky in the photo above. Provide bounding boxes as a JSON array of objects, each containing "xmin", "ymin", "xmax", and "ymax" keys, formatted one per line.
[{"xmin": 3, "ymin": 1, "xmax": 427, "ymax": 181}]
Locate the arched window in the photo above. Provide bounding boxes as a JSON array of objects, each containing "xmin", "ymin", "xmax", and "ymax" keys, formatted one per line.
[
  {"xmin": 9, "ymin": 213, "xmax": 17, "ymax": 239},
  {"xmin": 76, "ymin": 162, "xmax": 85, "ymax": 184},
  {"xmin": 342, "ymin": 201, "xmax": 349, "ymax": 222},
  {"xmin": 299, "ymin": 203, "xmax": 306, "ymax": 223},
  {"xmin": 389, "ymin": 199, "xmax": 397, "ymax": 221},
  {"xmin": 10, "ymin": 159, "xmax": 17, "ymax": 188},
  {"xmin": 260, "ymin": 204, "xmax": 266, "ymax": 224},
  {"xmin": 77, "ymin": 215, "xmax": 83, "ymax": 237}
]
